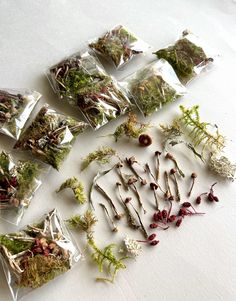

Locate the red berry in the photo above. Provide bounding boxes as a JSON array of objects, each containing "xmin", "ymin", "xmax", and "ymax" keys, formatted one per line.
[
  {"xmin": 162, "ymin": 210, "xmax": 167, "ymax": 219},
  {"xmin": 208, "ymin": 193, "xmax": 214, "ymax": 202},
  {"xmin": 168, "ymin": 215, "xmax": 176, "ymax": 222}
]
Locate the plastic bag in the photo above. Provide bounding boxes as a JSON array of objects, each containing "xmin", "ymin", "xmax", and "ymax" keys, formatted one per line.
[
  {"xmin": 0, "ymin": 151, "xmax": 49, "ymax": 225},
  {"xmin": 123, "ymin": 59, "xmax": 186, "ymax": 116},
  {"xmin": 153, "ymin": 30, "xmax": 215, "ymax": 84},
  {"xmin": 14, "ymin": 104, "xmax": 88, "ymax": 170},
  {"xmin": 89, "ymin": 25, "xmax": 150, "ymax": 68},
  {"xmin": 0, "ymin": 209, "xmax": 81, "ymax": 301},
  {"xmin": 48, "ymin": 50, "xmax": 132, "ymax": 129},
  {"xmin": 0, "ymin": 89, "xmax": 41, "ymax": 140}
]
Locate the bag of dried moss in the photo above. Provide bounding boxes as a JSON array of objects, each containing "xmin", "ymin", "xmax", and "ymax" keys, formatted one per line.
[
  {"xmin": 0, "ymin": 151, "xmax": 49, "ymax": 225},
  {"xmin": 14, "ymin": 104, "xmax": 88, "ymax": 170},
  {"xmin": 153, "ymin": 30, "xmax": 215, "ymax": 84},
  {"xmin": 0, "ymin": 209, "xmax": 81, "ymax": 301},
  {"xmin": 123, "ymin": 59, "xmax": 186, "ymax": 116},
  {"xmin": 0, "ymin": 89, "xmax": 41, "ymax": 140},
  {"xmin": 48, "ymin": 50, "xmax": 132, "ymax": 130},
  {"xmin": 89, "ymin": 25, "xmax": 150, "ymax": 68}
]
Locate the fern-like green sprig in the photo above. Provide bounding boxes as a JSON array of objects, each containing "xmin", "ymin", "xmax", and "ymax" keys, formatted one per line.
[
  {"xmin": 57, "ymin": 177, "xmax": 86, "ymax": 204},
  {"xmin": 67, "ymin": 210, "xmax": 128, "ymax": 282},
  {"xmin": 178, "ymin": 105, "xmax": 225, "ymax": 156}
]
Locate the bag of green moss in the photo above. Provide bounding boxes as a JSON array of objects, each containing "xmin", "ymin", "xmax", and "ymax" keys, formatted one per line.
[
  {"xmin": 14, "ymin": 104, "xmax": 88, "ymax": 170},
  {"xmin": 123, "ymin": 59, "xmax": 186, "ymax": 117},
  {"xmin": 0, "ymin": 209, "xmax": 81, "ymax": 301},
  {"xmin": 89, "ymin": 25, "xmax": 150, "ymax": 68},
  {"xmin": 153, "ymin": 30, "xmax": 216, "ymax": 84},
  {"xmin": 0, "ymin": 151, "xmax": 49, "ymax": 225},
  {"xmin": 48, "ymin": 50, "xmax": 132, "ymax": 130},
  {"xmin": 0, "ymin": 89, "xmax": 41, "ymax": 140}
]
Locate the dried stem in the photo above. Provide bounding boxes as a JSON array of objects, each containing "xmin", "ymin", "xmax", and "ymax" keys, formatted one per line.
[
  {"xmin": 129, "ymin": 202, "xmax": 148, "ymax": 239},
  {"xmin": 95, "ymin": 184, "xmax": 123, "ymax": 220},
  {"xmin": 126, "ymin": 157, "xmax": 147, "ymax": 185},
  {"xmin": 154, "ymin": 151, "xmax": 161, "ymax": 181},
  {"xmin": 170, "ymin": 169, "xmax": 181, "ymax": 202},
  {"xmin": 164, "ymin": 171, "xmax": 174, "ymax": 200},
  {"xmin": 115, "ymin": 162, "xmax": 129, "ymax": 191},
  {"xmin": 188, "ymin": 173, "xmax": 197, "ymax": 197},
  {"xmin": 116, "ymin": 183, "xmax": 139, "ymax": 230},
  {"xmin": 99, "ymin": 203, "xmax": 118, "ymax": 232},
  {"xmin": 165, "ymin": 153, "xmax": 185, "ymax": 178},
  {"xmin": 129, "ymin": 182, "xmax": 146, "ymax": 214},
  {"xmin": 145, "ymin": 163, "xmax": 165, "ymax": 193}
]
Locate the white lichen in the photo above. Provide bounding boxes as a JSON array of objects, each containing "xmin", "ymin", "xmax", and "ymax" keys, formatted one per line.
[
  {"xmin": 209, "ymin": 154, "xmax": 236, "ymax": 181},
  {"xmin": 123, "ymin": 236, "xmax": 142, "ymax": 258}
]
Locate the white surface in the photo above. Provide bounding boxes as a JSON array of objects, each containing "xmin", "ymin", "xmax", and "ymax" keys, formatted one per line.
[{"xmin": 0, "ymin": 1, "xmax": 236, "ymax": 301}]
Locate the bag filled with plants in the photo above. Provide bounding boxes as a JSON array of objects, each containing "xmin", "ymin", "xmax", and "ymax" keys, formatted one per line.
[
  {"xmin": 48, "ymin": 50, "xmax": 132, "ymax": 130},
  {"xmin": 14, "ymin": 104, "xmax": 88, "ymax": 170},
  {"xmin": 123, "ymin": 59, "xmax": 186, "ymax": 116},
  {"xmin": 0, "ymin": 89, "xmax": 41, "ymax": 140},
  {"xmin": 153, "ymin": 30, "xmax": 215, "ymax": 84},
  {"xmin": 0, "ymin": 209, "xmax": 81, "ymax": 301},
  {"xmin": 0, "ymin": 151, "xmax": 49, "ymax": 225},
  {"xmin": 89, "ymin": 25, "xmax": 150, "ymax": 68}
]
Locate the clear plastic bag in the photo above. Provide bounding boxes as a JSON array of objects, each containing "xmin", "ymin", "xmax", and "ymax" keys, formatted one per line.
[
  {"xmin": 48, "ymin": 50, "xmax": 132, "ymax": 130},
  {"xmin": 14, "ymin": 104, "xmax": 88, "ymax": 170},
  {"xmin": 153, "ymin": 30, "xmax": 215, "ymax": 84},
  {"xmin": 123, "ymin": 59, "xmax": 186, "ymax": 116},
  {"xmin": 89, "ymin": 25, "xmax": 150, "ymax": 69},
  {"xmin": 0, "ymin": 209, "xmax": 81, "ymax": 301},
  {"xmin": 0, "ymin": 151, "xmax": 49, "ymax": 225},
  {"xmin": 0, "ymin": 89, "xmax": 41, "ymax": 140}
]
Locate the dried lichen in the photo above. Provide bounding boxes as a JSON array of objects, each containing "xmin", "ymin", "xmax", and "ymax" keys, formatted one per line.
[
  {"xmin": 112, "ymin": 113, "xmax": 150, "ymax": 141},
  {"xmin": 209, "ymin": 154, "xmax": 236, "ymax": 181},
  {"xmin": 57, "ymin": 177, "xmax": 86, "ymax": 204},
  {"xmin": 81, "ymin": 147, "xmax": 117, "ymax": 171}
]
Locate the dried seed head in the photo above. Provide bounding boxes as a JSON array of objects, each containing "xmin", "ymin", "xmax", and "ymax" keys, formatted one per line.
[
  {"xmin": 191, "ymin": 172, "xmax": 197, "ymax": 179},
  {"xmin": 182, "ymin": 202, "xmax": 191, "ymax": 208},
  {"xmin": 168, "ymin": 215, "xmax": 176, "ymax": 222},
  {"xmin": 165, "ymin": 153, "xmax": 173, "ymax": 160},
  {"xmin": 213, "ymin": 196, "xmax": 219, "ymax": 202},
  {"xmin": 150, "ymin": 182, "xmax": 158, "ymax": 190},
  {"xmin": 139, "ymin": 134, "xmax": 152, "ymax": 147},
  {"xmin": 162, "ymin": 209, "xmax": 167, "ymax": 219},
  {"xmin": 127, "ymin": 177, "xmax": 137, "ymax": 185},
  {"xmin": 155, "ymin": 151, "xmax": 162, "ymax": 156},
  {"xmin": 150, "ymin": 223, "xmax": 158, "ymax": 229},
  {"xmin": 125, "ymin": 197, "xmax": 132, "ymax": 203},
  {"xmin": 208, "ymin": 193, "xmax": 215, "ymax": 202},
  {"xmin": 196, "ymin": 196, "xmax": 201, "ymax": 205},
  {"xmin": 168, "ymin": 195, "xmax": 174, "ymax": 201},
  {"xmin": 150, "ymin": 240, "xmax": 159, "ymax": 246},
  {"xmin": 170, "ymin": 168, "xmax": 177, "ymax": 174},
  {"xmin": 148, "ymin": 233, "xmax": 156, "ymax": 241},
  {"xmin": 141, "ymin": 179, "xmax": 147, "ymax": 185},
  {"xmin": 176, "ymin": 218, "xmax": 183, "ymax": 227}
]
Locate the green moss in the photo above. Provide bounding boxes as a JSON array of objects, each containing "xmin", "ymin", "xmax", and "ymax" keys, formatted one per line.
[
  {"xmin": 19, "ymin": 254, "xmax": 70, "ymax": 288},
  {"xmin": 0, "ymin": 235, "xmax": 33, "ymax": 254}
]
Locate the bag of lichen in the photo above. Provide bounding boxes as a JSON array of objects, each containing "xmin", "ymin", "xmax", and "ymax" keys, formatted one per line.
[
  {"xmin": 153, "ymin": 30, "xmax": 216, "ymax": 84},
  {"xmin": 0, "ymin": 209, "xmax": 81, "ymax": 301},
  {"xmin": 122, "ymin": 59, "xmax": 186, "ymax": 117}
]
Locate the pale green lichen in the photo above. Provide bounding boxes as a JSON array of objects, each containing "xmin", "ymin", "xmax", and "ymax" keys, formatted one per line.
[{"xmin": 57, "ymin": 177, "xmax": 86, "ymax": 204}]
